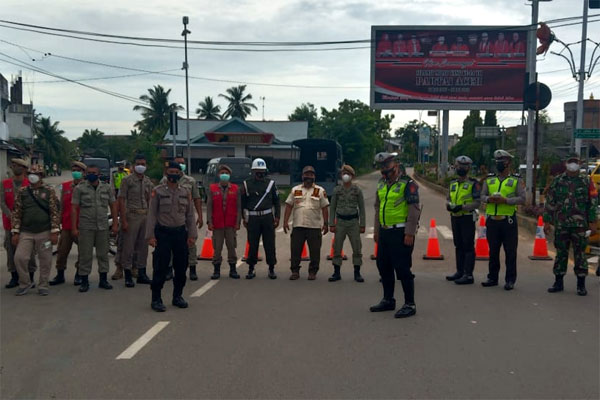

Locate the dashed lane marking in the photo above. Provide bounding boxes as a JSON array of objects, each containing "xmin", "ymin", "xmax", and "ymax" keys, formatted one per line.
[
  {"xmin": 437, "ymin": 225, "xmax": 453, "ymax": 240},
  {"xmin": 190, "ymin": 280, "xmax": 219, "ymax": 298},
  {"xmin": 116, "ymin": 321, "xmax": 170, "ymax": 360}
]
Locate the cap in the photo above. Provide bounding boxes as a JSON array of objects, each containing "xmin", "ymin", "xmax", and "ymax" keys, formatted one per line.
[
  {"xmin": 374, "ymin": 152, "xmax": 398, "ymax": 164},
  {"xmin": 71, "ymin": 161, "xmax": 87, "ymax": 170},
  {"xmin": 167, "ymin": 161, "xmax": 182, "ymax": 170},
  {"xmin": 218, "ymin": 164, "xmax": 232, "ymax": 174},
  {"xmin": 565, "ymin": 152, "xmax": 581, "ymax": 162},
  {"xmin": 493, "ymin": 149, "xmax": 514, "ymax": 160},
  {"xmin": 341, "ymin": 164, "xmax": 355, "ymax": 176},
  {"xmin": 251, "ymin": 158, "xmax": 267, "ymax": 170},
  {"xmin": 455, "ymin": 155, "xmax": 473, "ymax": 165},
  {"xmin": 302, "ymin": 165, "xmax": 316, "ymax": 174},
  {"xmin": 11, "ymin": 158, "xmax": 29, "ymax": 168}
]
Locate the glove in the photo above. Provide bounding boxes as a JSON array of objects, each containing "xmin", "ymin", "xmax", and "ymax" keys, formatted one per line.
[
  {"xmin": 452, "ymin": 205, "xmax": 463, "ymax": 213},
  {"xmin": 446, "ymin": 203, "xmax": 453, "ymax": 212}
]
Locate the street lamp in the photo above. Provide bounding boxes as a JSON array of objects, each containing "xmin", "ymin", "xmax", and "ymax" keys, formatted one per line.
[
  {"xmin": 260, "ymin": 96, "xmax": 266, "ymax": 120},
  {"xmin": 182, "ymin": 16, "xmax": 191, "ymax": 171}
]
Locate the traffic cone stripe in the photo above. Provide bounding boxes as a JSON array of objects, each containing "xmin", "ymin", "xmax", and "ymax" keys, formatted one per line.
[
  {"xmin": 529, "ymin": 216, "xmax": 553, "ymax": 261},
  {"xmin": 198, "ymin": 230, "xmax": 214, "ymax": 260}
]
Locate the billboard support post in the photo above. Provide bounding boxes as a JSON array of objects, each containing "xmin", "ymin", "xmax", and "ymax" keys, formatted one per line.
[
  {"xmin": 441, "ymin": 110, "xmax": 449, "ymax": 179},
  {"xmin": 526, "ymin": 0, "xmax": 540, "ymax": 205}
]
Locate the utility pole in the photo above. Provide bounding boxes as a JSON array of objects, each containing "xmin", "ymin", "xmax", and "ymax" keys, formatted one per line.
[
  {"xmin": 260, "ymin": 96, "xmax": 266, "ymax": 120},
  {"xmin": 182, "ymin": 16, "xmax": 191, "ymax": 172},
  {"xmin": 441, "ymin": 110, "xmax": 449, "ymax": 179},
  {"xmin": 575, "ymin": 0, "xmax": 589, "ymax": 155},
  {"xmin": 525, "ymin": 0, "xmax": 540, "ymax": 205}
]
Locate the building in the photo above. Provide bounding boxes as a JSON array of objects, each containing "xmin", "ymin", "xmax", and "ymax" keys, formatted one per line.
[
  {"xmin": 564, "ymin": 98, "xmax": 600, "ymax": 157},
  {"xmin": 383, "ymin": 138, "xmax": 402, "ymax": 153}
]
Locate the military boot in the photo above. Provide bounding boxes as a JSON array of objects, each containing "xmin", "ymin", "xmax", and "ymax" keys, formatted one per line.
[
  {"xmin": 132, "ymin": 267, "xmax": 138, "ymax": 279},
  {"xmin": 111, "ymin": 264, "xmax": 123, "ymax": 280},
  {"xmin": 136, "ymin": 268, "xmax": 151, "ymax": 284},
  {"xmin": 328, "ymin": 265, "xmax": 341, "ymax": 282},
  {"xmin": 243, "ymin": 265, "xmax": 253, "ymax": 280},
  {"xmin": 98, "ymin": 272, "xmax": 113, "ymax": 290},
  {"xmin": 151, "ymin": 291, "xmax": 166, "ymax": 312},
  {"xmin": 445, "ymin": 271, "xmax": 462, "ymax": 281},
  {"xmin": 49, "ymin": 270, "xmax": 65, "ymax": 286},
  {"xmin": 78, "ymin": 275, "xmax": 90, "ymax": 293},
  {"xmin": 189, "ymin": 265, "xmax": 198, "ymax": 281},
  {"xmin": 547, "ymin": 275, "xmax": 564, "ymax": 293},
  {"xmin": 124, "ymin": 269, "xmax": 135, "ymax": 288},
  {"xmin": 268, "ymin": 265, "xmax": 277, "ymax": 280},
  {"xmin": 394, "ymin": 303, "xmax": 417, "ymax": 318},
  {"xmin": 354, "ymin": 266, "xmax": 364, "ymax": 282},
  {"xmin": 5, "ymin": 272, "xmax": 19, "ymax": 289},
  {"xmin": 211, "ymin": 263, "xmax": 221, "ymax": 280},
  {"xmin": 576, "ymin": 276, "xmax": 587, "ymax": 296},
  {"xmin": 73, "ymin": 270, "xmax": 82, "ymax": 286}
]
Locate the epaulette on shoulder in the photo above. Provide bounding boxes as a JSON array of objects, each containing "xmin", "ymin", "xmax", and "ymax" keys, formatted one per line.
[
  {"xmin": 487, "ymin": 172, "xmax": 496, "ymax": 177},
  {"xmin": 511, "ymin": 173, "xmax": 521, "ymax": 178}
]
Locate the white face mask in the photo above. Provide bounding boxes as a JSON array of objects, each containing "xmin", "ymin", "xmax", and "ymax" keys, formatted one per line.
[
  {"xmin": 566, "ymin": 162, "xmax": 579, "ymax": 172},
  {"xmin": 342, "ymin": 174, "xmax": 352, "ymax": 183},
  {"xmin": 28, "ymin": 174, "xmax": 40, "ymax": 184},
  {"xmin": 134, "ymin": 165, "xmax": 147, "ymax": 174}
]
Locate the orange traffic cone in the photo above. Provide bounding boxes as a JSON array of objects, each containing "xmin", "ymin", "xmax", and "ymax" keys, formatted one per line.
[
  {"xmin": 242, "ymin": 241, "xmax": 263, "ymax": 262},
  {"xmin": 475, "ymin": 216, "xmax": 490, "ymax": 260},
  {"xmin": 326, "ymin": 236, "xmax": 347, "ymax": 260},
  {"xmin": 423, "ymin": 219, "xmax": 444, "ymax": 260},
  {"xmin": 300, "ymin": 242, "xmax": 310, "ymax": 261},
  {"xmin": 198, "ymin": 230, "xmax": 214, "ymax": 260},
  {"xmin": 529, "ymin": 216, "xmax": 553, "ymax": 260},
  {"xmin": 370, "ymin": 242, "xmax": 378, "ymax": 260}
]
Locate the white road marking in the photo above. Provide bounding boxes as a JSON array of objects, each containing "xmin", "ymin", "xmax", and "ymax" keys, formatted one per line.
[
  {"xmin": 116, "ymin": 321, "xmax": 170, "ymax": 360},
  {"xmin": 366, "ymin": 233, "xmax": 374, "ymax": 239},
  {"xmin": 417, "ymin": 226, "xmax": 428, "ymax": 238},
  {"xmin": 236, "ymin": 260, "xmax": 244, "ymax": 267},
  {"xmin": 368, "ymin": 226, "xmax": 375, "ymax": 232},
  {"xmin": 437, "ymin": 225, "xmax": 453, "ymax": 240},
  {"xmin": 190, "ymin": 280, "xmax": 219, "ymax": 298}
]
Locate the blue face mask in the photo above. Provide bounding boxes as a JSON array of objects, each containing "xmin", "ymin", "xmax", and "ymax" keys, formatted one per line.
[
  {"xmin": 86, "ymin": 173, "xmax": 98, "ymax": 182},
  {"xmin": 219, "ymin": 173, "xmax": 230, "ymax": 182}
]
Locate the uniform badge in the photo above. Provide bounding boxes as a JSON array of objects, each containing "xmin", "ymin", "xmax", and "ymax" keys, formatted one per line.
[
  {"xmin": 294, "ymin": 190, "xmax": 303, "ymax": 196},
  {"xmin": 151, "ymin": 189, "xmax": 156, "ymax": 198},
  {"xmin": 506, "ymin": 179, "xmax": 514, "ymax": 187},
  {"xmin": 463, "ymin": 183, "xmax": 469, "ymax": 189},
  {"xmin": 451, "ymin": 184, "xmax": 457, "ymax": 191},
  {"xmin": 40, "ymin": 192, "xmax": 47, "ymax": 200},
  {"xmin": 312, "ymin": 188, "xmax": 320, "ymax": 197}
]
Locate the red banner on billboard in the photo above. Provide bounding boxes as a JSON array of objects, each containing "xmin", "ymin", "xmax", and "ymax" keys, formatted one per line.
[{"xmin": 370, "ymin": 26, "xmax": 529, "ymax": 110}]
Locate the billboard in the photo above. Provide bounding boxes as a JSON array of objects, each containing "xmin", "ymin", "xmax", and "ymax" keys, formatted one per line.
[
  {"xmin": 418, "ymin": 127, "xmax": 430, "ymax": 148},
  {"xmin": 371, "ymin": 26, "xmax": 529, "ymax": 110}
]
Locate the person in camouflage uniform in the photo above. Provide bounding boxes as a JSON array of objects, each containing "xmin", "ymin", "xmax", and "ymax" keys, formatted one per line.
[{"xmin": 544, "ymin": 153, "xmax": 599, "ymax": 296}]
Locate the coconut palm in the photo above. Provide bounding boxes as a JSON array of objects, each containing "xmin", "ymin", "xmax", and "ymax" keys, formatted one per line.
[
  {"xmin": 196, "ymin": 96, "xmax": 222, "ymax": 120},
  {"xmin": 133, "ymin": 85, "xmax": 183, "ymax": 139},
  {"xmin": 34, "ymin": 116, "xmax": 69, "ymax": 166},
  {"xmin": 219, "ymin": 85, "xmax": 257, "ymax": 120}
]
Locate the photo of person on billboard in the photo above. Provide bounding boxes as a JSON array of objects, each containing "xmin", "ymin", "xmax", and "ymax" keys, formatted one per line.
[
  {"xmin": 392, "ymin": 33, "xmax": 407, "ymax": 56},
  {"xmin": 407, "ymin": 34, "xmax": 422, "ymax": 56},
  {"xmin": 450, "ymin": 36, "xmax": 469, "ymax": 56},
  {"xmin": 510, "ymin": 32, "xmax": 526, "ymax": 57},
  {"xmin": 430, "ymin": 35, "xmax": 448, "ymax": 56},
  {"xmin": 493, "ymin": 32, "xmax": 511, "ymax": 56},
  {"xmin": 376, "ymin": 33, "xmax": 393, "ymax": 57},
  {"xmin": 476, "ymin": 32, "xmax": 493, "ymax": 57}
]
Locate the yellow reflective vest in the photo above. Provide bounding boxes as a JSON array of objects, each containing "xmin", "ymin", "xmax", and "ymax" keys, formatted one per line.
[
  {"xmin": 449, "ymin": 179, "xmax": 474, "ymax": 216},
  {"xmin": 377, "ymin": 179, "xmax": 408, "ymax": 226},
  {"xmin": 485, "ymin": 175, "xmax": 518, "ymax": 216}
]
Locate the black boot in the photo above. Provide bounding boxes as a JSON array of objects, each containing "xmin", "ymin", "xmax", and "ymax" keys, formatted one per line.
[
  {"xmin": 369, "ymin": 298, "xmax": 396, "ymax": 312},
  {"xmin": 165, "ymin": 266, "xmax": 173, "ymax": 281},
  {"xmin": 49, "ymin": 270, "xmax": 65, "ymax": 286},
  {"xmin": 124, "ymin": 269, "xmax": 135, "ymax": 288},
  {"xmin": 151, "ymin": 291, "xmax": 166, "ymax": 312},
  {"xmin": 29, "ymin": 271, "xmax": 35, "ymax": 288},
  {"xmin": 78, "ymin": 275, "xmax": 90, "ymax": 293},
  {"xmin": 189, "ymin": 265, "xmax": 198, "ymax": 281},
  {"xmin": 268, "ymin": 265, "xmax": 277, "ymax": 280},
  {"xmin": 481, "ymin": 279, "xmax": 498, "ymax": 287},
  {"xmin": 243, "ymin": 265, "xmax": 253, "ymax": 280},
  {"xmin": 445, "ymin": 271, "xmax": 462, "ymax": 281},
  {"xmin": 172, "ymin": 296, "xmax": 189, "ymax": 308},
  {"xmin": 455, "ymin": 275, "xmax": 474, "ymax": 285},
  {"xmin": 211, "ymin": 263, "xmax": 221, "ymax": 280},
  {"xmin": 5, "ymin": 271, "xmax": 19, "ymax": 289},
  {"xmin": 328, "ymin": 265, "xmax": 341, "ymax": 282},
  {"xmin": 354, "ymin": 266, "xmax": 364, "ymax": 283},
  {"xmin": 73, "ymin": 271, "xmax": 82, "ymax": 286},
  {"xmin": 577, "ymin": 276, "xmax": 587, "ymax": 296},
  {"xmin": 395, "ymin": 279, "xmax": 416, "ymax": 318},
  {"xmin": 136, "ymin": 268, "xmax": 151, "ymax": 284},
  {"xmin": 395, "ymin": 304, "xmax": 417, "ymax": 318},
  {"xmin": 98, "ymin": 272, "xmax": 113, "ymax": 290},
  {"xmin": 547, "ymin": 275, "xmax": 564, "ymax": 293}
]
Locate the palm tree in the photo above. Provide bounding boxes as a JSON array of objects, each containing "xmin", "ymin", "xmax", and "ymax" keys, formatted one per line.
[
  {"xmin": 34, "ymin": 116, "xmax": 68, "ymax": 166},
  {"xmin": 133, "ymin": 85, "xmax": 183, "ymax": 139},
  {"xmin": 219, "ymin": 85, "xmax": 257, "ymax": 120},
  {"xmin": 196, "ymin": 96, "xmax": 222, "ymax": 120},
  {"xmin": 78, "ymin": 128, "xmax": 108, "ymax": 157}
]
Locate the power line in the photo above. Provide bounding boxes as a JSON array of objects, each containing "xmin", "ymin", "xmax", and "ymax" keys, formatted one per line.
[{"xmin": 23, "ymin": 69, "xmax": 180, "ymax": 84}]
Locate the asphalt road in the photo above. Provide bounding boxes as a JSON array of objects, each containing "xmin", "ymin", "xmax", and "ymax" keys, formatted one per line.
[{"xmin": 1, "ymin": 170, "xmax": 598, "ymax": 399}]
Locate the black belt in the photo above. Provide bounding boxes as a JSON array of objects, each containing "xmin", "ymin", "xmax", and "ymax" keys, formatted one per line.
[
  {"xmin": 157, "ymin": 224, "xmax": 186, "ymax": 232},
  {"xmin": 336, "ymin": 213, "xmax": 358, "ymax": 220}
]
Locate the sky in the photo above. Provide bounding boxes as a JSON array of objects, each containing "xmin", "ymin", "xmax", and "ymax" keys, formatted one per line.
[{"xmin": 1, "ymin": 0, "xmax": 599, "ymax": 140}]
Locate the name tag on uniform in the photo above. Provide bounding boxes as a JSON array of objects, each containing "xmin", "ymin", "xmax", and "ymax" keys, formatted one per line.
[
  {"xmin": 463, "ymin": 183, "xmax": 469, "ymax": 189},
  {"xmin": 451, "ymin": 184, "xmax": 457, "ymax": 191},
  {"xmin": 506, "ymin": 179, "xmax": 514, "ymax": 187},
  {"xmin": 312, "ymin": 188, "xmax": 320, "ymax": 197},
  {"xmin": 489, "ymin": 178, "xmax": 496, "ymax": 185}
]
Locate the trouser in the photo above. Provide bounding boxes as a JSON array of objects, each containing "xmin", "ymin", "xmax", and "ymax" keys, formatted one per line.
[
  {"xmin": 333, "ymin": 218, "xmax": 362, "ymax": 267},
  {"xmin": 553, "ymin": 227, "xmax": 589, "ymax": 277},
  {"xmin": 376, "ymin": 227, "xmax": 414, "ymax": 303},
  {"xmin": 212, "ymin": 227, "xmax": 237, "ymax": 264},
  {"xmin": 151, "ymin": 225, "xmax": 188, "ymax": 297},
  {"xmin": 451, "ymin": 215, "xmax": 476, "ymax": 276},
  {"xmin": 246, "ymin": 214, "xmax": 277, "ymax": 266},
  {"xmin": 122, "ymin": 212, "xmax": 148, "ymax": 270},
  {"xmin": 78, "ymin": 229, "xmax": 110, "ymax": 276},
  {"xmin": 290, "ymin": 227, "xmax": 322, "ymax": 274},
  {"xmin": 486, "ymin": 216, "xmax": 518, "ymax": 283},
  {"xmin": 55, "ymin": 229, "xmax": 79, "ymax": 271},
  {"xmin": 15, "ymin": 231, "xmax": 52, "ymax": 290},
  {"xmin": 4, "ymin": 229, "xmax": 37, "ymax": 273}
]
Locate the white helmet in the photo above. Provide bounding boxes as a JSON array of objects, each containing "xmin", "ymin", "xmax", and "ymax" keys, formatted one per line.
[{"xmin": 251, "ymin": 158, "xmax": 267, "ymax": 170}]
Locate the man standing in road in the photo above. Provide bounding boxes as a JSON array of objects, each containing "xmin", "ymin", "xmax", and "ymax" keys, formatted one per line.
[
  {"xmin": 1, "ymin": 158, "xmax": 36, "ymax": 288},
  {"xmin": 71, "ymin": 165, "xmax": 119, "ymax": 292},
  {"xmin": 207, "ymin": 164, "xmax": 241, "ymax": 280},
  {"xmin": 283, "ymin": 165, "xmax": 329, "ymax": 280},
  {"xmin": 118, "ymin": 154, "xmax": 154, "ymax": 287},
  {"xmin": 146, "ymin": 162, "xmax": 196, "ymax": 312},
  {"xmin": 11, "ymin": 164, "xmax": 60, "ymax": 296},
  {"xmin": 112, "ymin": 162, "xmax": 128, "ymax": 197},
  {"xmin": 445, "ymin": 156, "xmax": 481, "ymax": 285},
  {"xmin": 328, "ymin": 164, "xmax": 365, "ymax": 282},
  {"xmin": 50, "ymin": 160, "xmax": 86, "ymax": 286},
  {"xmin": 544, "ymin": 153, "xmax": 598, "ymax": 296},
  {"xmin": 370, "ymin": 153, "xmax": 421, "ymax": 318},
  {"xmin": 480, "ymin": 150, "xmax": 525, "ymax": 290},
  {"xmin": 241, "ymin": 158, "xmax": 280, "ymax": 280}
]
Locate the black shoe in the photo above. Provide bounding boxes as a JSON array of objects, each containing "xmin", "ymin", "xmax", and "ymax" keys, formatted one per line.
[
  {"xmin": 211, "ymin": 263, "xmax": 221, "ymax": 280},
  {"xmin": 504, "ymin": 282, "xmax": 515, "ymax": 291},
  {"xmin": 244, "ymin": 268, "xmax": 254, "ymax": 280},
  {"xmin": 78, "ymin": 275, "xmax": 90, "ymax": 293},
  {"xmin": 165, "ymin": 266, "xmax": 173, "ymax": 281},
  {"xmin": 189, "ymin": 265, "xmax": 198, "ymax": 281},
  {"xmin": 481, "ymin": 279, "xmax": 498, "ymax": 287},
  {"xmin": 5, "ymin": 272, "xmax": 19, "ymax": 289},
  {"xmin": 547, "ymin": 275, "xmax": 564, "ymax": 293},
  {"xmin": 151, "ymin": 299, "xmax": 167, "ymax": 312},
  {"xmin": 446, "ymin": 272, "xmax": 463, "ymax": 281},
  {"xmin": 73, "ymin": 272, "xmax": 82, "ymax": 286},
  {"xmin": 394, "ymin": 303, "xmax": 417, "ymax": 318},
  {"xmin": 136, "ymin": 268, "xmax": 151, "ymax": 284},
  {"xmin": 49, "ymin": 270, "xmax": 65, "ymax": 286},
  {"xmin": 328, "ymin": 265, "xmax": 341, "ymax": 282},
  {"xmin": 229, "ymin": 263, "xmax": 241, "ymax": 279},
  {"xmin": 577, "ymin": 276, "xmax": 587, "ymax": 296},
  {"xmin": 172, "ymin": 296, "xmax": 188, "ymax": 308},
  {"xmin": 455, "ymin": 275, "xmax": 474, "ymax": 285},
  {"xmin": 370, "ymin": 298, "xmax": 396, "ymax": 312},
  {"xmin": 354, "ymin": 266, "xmax": 364, "ymax": 282},
  {"xmin": 268, "ymin": 266, "xmax": 277, "ymax": 280},
  {"xmin": 124, "ymin": 269, "xmax": 135, "ymax": 288},
  {"xmin": 98, "ymin": 273, "xmax": 113, "ymax": 290}
]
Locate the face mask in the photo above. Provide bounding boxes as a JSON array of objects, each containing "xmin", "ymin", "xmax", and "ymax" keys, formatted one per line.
[
  {"xmin": 28, "ymin": 174, "xmax": 40, "ymax": 184},
  {"xmin": 255, "ymin": 172, "xmax": 265, "ymax": 180},
  {"xmin": 179, "ymin": 164, "xmax": 186, "ymax": 173},
  {"xmin": 219, "ymin": 173, "xmax": 230, "ymax": 182},
  {"xmin": 134, "ymin": 165, "xmax": 146, "ymax": 174},
  {"xmin": 566, "ymin": 162, "xmax": 579, "ymax": 172},
  {"xmin": 167, "ymin": 174, "xmax": 181, "ymax": 183},
  {"xmin": 456, "ymin": 168, "xmax": 468, "ymax": 177},
  {"xmin": 496, "ymin": 161, "xmax": 506, "ymax": 173},
  {"xmin": 13, "ymin": 167, "xmax": 25, "ymax": 176},
  {"xmin": 303, "ymin": 177, "xmax": 314, "ymax": 185},
  {"xmin": 72, "ymin": 171, "xmax": 83, "ymax": 180},
  {"xmin": 342, "ymin": 174, "xmax": 352, "ymax": 183},
  {"xmin": 381, "ymin": 167, "xmax": 395, "ymax": 177},
  {"xmin": 86, "ymin": 173, "xmax": 98, "ymax": 182}
]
